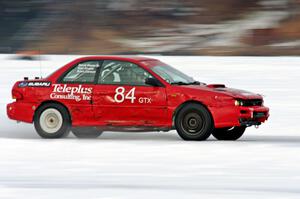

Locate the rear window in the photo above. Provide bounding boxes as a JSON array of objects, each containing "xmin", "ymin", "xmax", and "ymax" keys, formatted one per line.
[{"xmin": 61, "ymin": 61, "xmax": 100, "ymax": 83}]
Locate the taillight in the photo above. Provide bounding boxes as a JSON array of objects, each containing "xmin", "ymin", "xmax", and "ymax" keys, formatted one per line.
[{"xmin": 12, "ymin": 90, "xmax": 23, "ymax": 100}]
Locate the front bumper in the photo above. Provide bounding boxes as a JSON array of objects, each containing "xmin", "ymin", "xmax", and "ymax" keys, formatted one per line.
[
  {"xmin": 211, "ymin": 104, "xmax": 270, "ymax": 128},
  {"xmin": 7, "ymin": 102, "xmax": 36, "ymax": 123},
  {"xmin": 238, "ymin": 106, "xmax": 269, "ymax": 126}
]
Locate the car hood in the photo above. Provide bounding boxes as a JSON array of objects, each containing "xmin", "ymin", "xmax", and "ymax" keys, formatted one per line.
[{"xmin": 184, "ymin": 84, "xmax": 263, "ymax": 100}]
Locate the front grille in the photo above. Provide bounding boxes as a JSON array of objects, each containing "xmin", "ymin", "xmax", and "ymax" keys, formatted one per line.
[
  {"xmin": 239, "ymin": 118, "xmax": 261, "ymax": 126},
  {"xmin": 253, "ymin": 112, "xmax": 266, "ymax": 118},
  {"xmin": 242, "ymin": 99, "xmax": 263, "ymax": 106}
]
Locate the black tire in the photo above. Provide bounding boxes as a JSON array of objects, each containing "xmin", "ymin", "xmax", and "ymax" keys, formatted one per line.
[
  {"xmin": 34, "ymin": 103, "xmax": 71, "ymax": 138},
  {"xmin": 175, "ymin": 103, "xmax": 214, "ymax": 141},
  {"xmin": 72, "ymin": 127, "xmax": 103, "ymax": 138},
  {"xmin": 212, "ymin": 126, "xmax": 246, "ymax": 140}
]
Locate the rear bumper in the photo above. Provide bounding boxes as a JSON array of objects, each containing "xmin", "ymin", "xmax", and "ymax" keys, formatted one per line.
[{"xmin": 7, "ymin": 102, "xmax": 35, "ymax": 123}]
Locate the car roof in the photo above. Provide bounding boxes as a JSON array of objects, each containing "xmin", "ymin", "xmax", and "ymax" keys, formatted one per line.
[
  {"xmin": 46, "ymin": 55, "xmax": 161, "ymax": 81},
  {"xmin": 73, "ymin": 56, "xmax": 158, "ymax": 63}
]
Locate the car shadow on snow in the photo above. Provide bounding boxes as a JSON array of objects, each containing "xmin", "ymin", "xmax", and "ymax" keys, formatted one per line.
[
  {"xmin": 238, "ymin": 135, "xmax": 300, "ymax": 144},
  {"xmin": 1, "ymin": 128, "xmax": 300, "ymax": 144},
  {"xmin": 0, "ymin": 127, "xmax": 40, "ymax": 139},
  {"xmin": 0, "ymin": 128, "xmax": 184, "ymax": 141}
]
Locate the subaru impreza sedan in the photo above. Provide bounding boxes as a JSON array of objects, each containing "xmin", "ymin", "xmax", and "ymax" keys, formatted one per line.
[{"xmin": 7, "ymin": 56, "xmax": 269, "ymax": 140}]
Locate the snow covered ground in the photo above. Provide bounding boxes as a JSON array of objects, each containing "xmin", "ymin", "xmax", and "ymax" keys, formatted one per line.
[{"xmin": 0, "ymin": 54, "xmax": 300, "ymax": 198}]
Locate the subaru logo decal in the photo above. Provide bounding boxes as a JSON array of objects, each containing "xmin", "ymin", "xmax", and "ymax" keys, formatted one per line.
[{"xmin": 18, "ymin": 82, "xmax": 28, "ymax": 87}]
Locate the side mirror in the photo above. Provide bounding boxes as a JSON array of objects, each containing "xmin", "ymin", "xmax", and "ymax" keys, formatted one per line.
[{"xmin": 145, "ymin": 77, "xmax": 161, "ymax": 87}]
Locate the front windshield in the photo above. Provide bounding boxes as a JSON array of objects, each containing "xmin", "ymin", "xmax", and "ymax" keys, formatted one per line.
[{"xmin": 151, "ymin": 65, "xmax": 196, "ymax": 84}]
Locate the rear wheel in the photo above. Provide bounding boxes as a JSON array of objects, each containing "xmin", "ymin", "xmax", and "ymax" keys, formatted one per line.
[
  {"xmin": 212, "ymin": 126, "xmax": 246, "ymax": 140},
  {"xmin": 175, "ymin": 103, "xmax": 214, "ymax": 141},
  {"xmin": 72, "ymin": 127, "xmax": 103, "ymax": 138},
  {"xmin": 34, "ymin": 103, "xmax": 71, "ymax": 138}
]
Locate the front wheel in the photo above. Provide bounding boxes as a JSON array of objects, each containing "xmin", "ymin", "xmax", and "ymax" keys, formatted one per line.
[
  {"xmin": 175, "ymin": 103, "xmax": 214, "ymax": 141},
  {"xmin": 212, "ymin": 126, "xmax": 246, "ymax": 140},
  {"xmin": 72, "ymin": 127, "xmax": 103, "ymax": 138},
  {"xmin": 34, "ymin": 103, "xmax": 71, "ymax": 138}
]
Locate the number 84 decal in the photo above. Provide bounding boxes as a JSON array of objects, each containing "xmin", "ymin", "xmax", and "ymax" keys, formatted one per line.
[{"xmin": 114, "ymin": 87, "xmax": 152, "ymax": 104}]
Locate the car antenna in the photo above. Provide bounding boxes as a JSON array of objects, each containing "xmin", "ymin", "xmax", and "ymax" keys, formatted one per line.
[{"xmin": 39, "ymin": 48, "xmax": 42, "ymax": 79}]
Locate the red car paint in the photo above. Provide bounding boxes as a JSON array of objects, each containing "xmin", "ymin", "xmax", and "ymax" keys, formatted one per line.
[{"xmin": 7, "ymin": 56, "xmax": 269, "ymax": 130}]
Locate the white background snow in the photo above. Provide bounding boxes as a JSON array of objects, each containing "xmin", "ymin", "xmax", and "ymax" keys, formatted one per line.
[{"xmin": 0, "ymin": 54, "xmax": 299, "ymax": 198}]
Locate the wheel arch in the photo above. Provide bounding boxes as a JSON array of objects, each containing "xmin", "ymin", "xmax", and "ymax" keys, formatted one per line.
[
  {"xmin": 172, "ymin": 100, "xmax": 214, "ymax": 124},
  {"xmin": 33, "ymin": 100, "xmax": 72, "ymax": 124}
]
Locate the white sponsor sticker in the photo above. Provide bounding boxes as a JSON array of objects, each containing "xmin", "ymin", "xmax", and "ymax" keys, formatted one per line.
[
  {"xmin": 50, "ymin": 84, "xmax": 92, "ymax": 102},
  {"xmin": 114, "ymin": 87, "xmax": 152, "ymax": 104},
  {"xmin": 18, "ymin": 81, "xmax": 51, "ymax": 87}
]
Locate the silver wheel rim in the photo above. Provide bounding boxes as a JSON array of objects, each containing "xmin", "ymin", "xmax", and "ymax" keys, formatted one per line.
[{"xmin": 39, "ymin": 108, "xmax": 63, "ymax": 134}]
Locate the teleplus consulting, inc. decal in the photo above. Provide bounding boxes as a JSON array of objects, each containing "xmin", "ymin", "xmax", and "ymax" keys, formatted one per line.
[{"xmin": 50, "ymin": 84, "xmax": 92, "ymax": 102}]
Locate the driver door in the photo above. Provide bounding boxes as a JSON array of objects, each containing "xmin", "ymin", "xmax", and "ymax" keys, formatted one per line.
[{"xmin": 92, "ymin": 60, "xmax": 168, "ymax": 126}]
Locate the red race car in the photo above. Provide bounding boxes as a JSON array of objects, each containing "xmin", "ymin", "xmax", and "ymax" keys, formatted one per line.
[{"xmin": 7, "ymin": 56, "xmax": 269, "ymax": 140}]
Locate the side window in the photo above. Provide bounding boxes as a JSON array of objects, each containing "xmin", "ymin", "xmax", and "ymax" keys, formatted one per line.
[
  {"xmin": 98, "ymin": 60, "xmax": 153, "ymax": 86},
  {"xmin": 62, "ymin": 61, "xmax": 100, "ymax": 83}
]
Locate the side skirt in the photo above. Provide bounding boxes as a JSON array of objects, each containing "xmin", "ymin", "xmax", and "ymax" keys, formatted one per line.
[{"xmin": 73, "ymin": 126, "xmax": 173, "ymax": 132}]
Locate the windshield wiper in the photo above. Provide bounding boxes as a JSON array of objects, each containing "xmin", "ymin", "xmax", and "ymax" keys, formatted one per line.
[
  {"xmin": 188, "ymin": 81, "xmax": 207, "ymax": 85},
  {"xmin": 171, "ymin": 81, "xmax": 202, "ymax": 85},
  {"xmin": 171, "ymin": 81, "xmax": 206, "ymax": 85},
  {"xmin": 188, "ymin": 81, "xmax": 201, "ymax": 85},
  {"xmin": 171, "ymin": 81, "xmax": 190, "ymax": 85}
]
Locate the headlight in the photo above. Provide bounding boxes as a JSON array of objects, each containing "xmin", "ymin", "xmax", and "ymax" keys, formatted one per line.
[
  {"xmin": 235, "ymin": 99, "xmax": 263, "ymax": 106},
  {"xmin": 234, "ymin": 99, "xmax": 244, "ymax": 106}
]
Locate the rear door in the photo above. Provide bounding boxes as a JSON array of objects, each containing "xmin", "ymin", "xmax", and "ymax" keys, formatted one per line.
[
  {"xmin": 53, "ymin": 60, "xmax": 100, "ymax": 125},
  {"xmin": 92, "ymin": 60, "xmax": 168, "ymax": 126}
]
